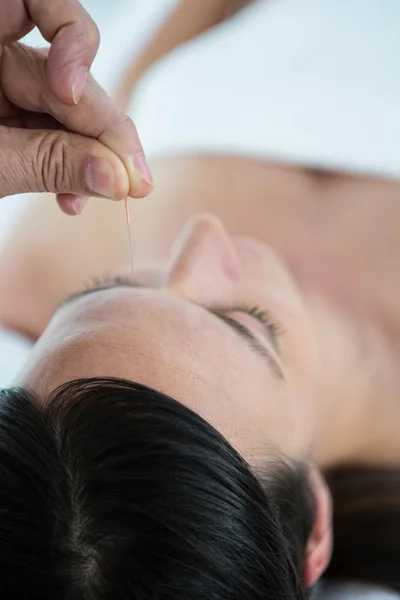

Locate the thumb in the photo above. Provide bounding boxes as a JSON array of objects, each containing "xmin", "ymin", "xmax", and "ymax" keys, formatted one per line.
[{"xmin": 0, "ymin": 125, "xmax": 131, "ymax": 201}]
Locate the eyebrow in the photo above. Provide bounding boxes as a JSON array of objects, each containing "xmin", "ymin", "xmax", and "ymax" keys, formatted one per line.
[{"xmin": 58, "ymin": 281, "xmax": 284, "ymax": 380}]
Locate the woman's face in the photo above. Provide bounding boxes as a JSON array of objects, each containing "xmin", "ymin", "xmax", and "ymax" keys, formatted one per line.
[{"xmin": 17, "ymin": 215, "xmax": 319, "ymax": 463}]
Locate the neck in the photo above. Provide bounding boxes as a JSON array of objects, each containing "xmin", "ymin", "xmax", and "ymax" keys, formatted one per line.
[{"xmin": 305, "ymin": 293, "xmax": 400, "ymax": 469}]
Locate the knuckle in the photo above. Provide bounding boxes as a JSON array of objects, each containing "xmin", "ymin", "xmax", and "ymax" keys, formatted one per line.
[
  {"xmin": 71, "ymin": 20, "xmax": 100, "ymax": 60},
  {"xmin": 0, "ymin": 128, "xmax": 16, "ymax": 196},
  {"xmin": 120, "ymin": 113, "xmax": 136, "ymax": 131},
  {"xmin": 56, "ymin": 33, "xmax": 83, "ymax": 72},
  {"xmin": 86, "ymin": 19, "xmax": 101, "ymax": 51},
  {"xmin": 119, "ymin": 113, "xmax": 142, "ymax": 152},
  {"xmin": 35, "ymin": 131, "xmax": 75, "ymax": 193},
  {"xmin": 71, "ymin": 27, "xmax": 88, "ymax": 53},
  {"xmin": 53, "ymin": 20, "xmax": 100, "ymax": 76}
]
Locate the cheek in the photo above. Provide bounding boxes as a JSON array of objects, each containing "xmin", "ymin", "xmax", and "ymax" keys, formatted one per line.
[
  {"xmin": 189, "ymin": 362, "xmax": 291, "ymax": 459},
  {"xmin": 278, "ymin": 308, "xmax": 318, "ymax": 431},
  {"xmin": 247, "ymin": 288, "xmax": 319, "ymax": 445},
  {"xmin": 282, "ymin": 330, "xmax": 319, "ymax": 455},
  {"xmin": 234, "ymin": 238, "xmax": 298, "ymax": 295},
  {"xmin": 283, "ymin": 315, "xmax": 318, "ymax": 392},
  {"xmin": 230, "ymin": 377, "xmax": 299, "ymax": 458}
]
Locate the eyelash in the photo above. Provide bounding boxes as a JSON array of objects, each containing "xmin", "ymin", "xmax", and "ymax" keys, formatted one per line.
[
  {"xmin": 227, "ymin": 305, "xmax": 284, "ymax": 345},
  {"xmin": 83, "ymin": 275, "xmax": 284, "ymax": 345},
  {"xmin": 84, "ymin": 273, "xmax": 126, "ymax": 290}
]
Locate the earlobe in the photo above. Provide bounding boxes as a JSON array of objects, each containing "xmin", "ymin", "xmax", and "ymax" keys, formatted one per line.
[{"xmin": 303, "ymin": 470, "xmax": 333, "ymax": 587}]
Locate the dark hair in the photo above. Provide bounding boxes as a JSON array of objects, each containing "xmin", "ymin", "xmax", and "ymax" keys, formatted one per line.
[
  {"xmin": 0, "ymin": 377, "xmax": 315, "ymax": 599},
  {"xmin": 324, "ymin": 466, "xmax": 400, "ymax": 594}
]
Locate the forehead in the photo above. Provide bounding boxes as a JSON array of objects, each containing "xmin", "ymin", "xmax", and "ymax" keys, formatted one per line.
[
  {"xmin": 21, "ymin": 287, "xmax": 281, "ymax": 390},
  {"xmin": 18, "ymin": 287, "xmax": 287, "ymax": 454}
]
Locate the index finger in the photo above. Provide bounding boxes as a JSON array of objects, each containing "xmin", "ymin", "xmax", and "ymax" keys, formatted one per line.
[
  {"xmin": 25, "ymin": 0, "xmax": 100, "ymax": 105},
  {"xmin": 2, "ymin": 43, "xmax": 154, "ymax": 199}
]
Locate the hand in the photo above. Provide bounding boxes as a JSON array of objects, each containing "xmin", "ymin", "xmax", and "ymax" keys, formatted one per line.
[{"xmin": 0, "ymin": 0, "xmax": 154, "ymax": 214}]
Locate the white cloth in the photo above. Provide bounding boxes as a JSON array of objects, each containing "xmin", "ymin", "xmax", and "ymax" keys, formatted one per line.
[{"xmin": 130, "ymin": 0, "xmax": 400, "ymax": 180}]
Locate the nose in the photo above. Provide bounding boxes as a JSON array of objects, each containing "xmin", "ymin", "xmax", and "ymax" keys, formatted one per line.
[{"xmin": 166, "ymin": 214, "xmax": 242, "ymax": 303}]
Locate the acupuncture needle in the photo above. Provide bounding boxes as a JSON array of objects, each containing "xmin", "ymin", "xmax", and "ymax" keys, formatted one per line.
[{"xmin": 124, "ymin": 197, "xmax": 134, "ymax": 273}]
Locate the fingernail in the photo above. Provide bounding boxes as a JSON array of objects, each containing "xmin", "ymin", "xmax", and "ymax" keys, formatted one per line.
[
  {"xmin": 72, "ymin": 67, "xmax": 88, "ymax": 104},
  {"xmin": 133, "ymin": 153, "xmax": 154, "ymax": 185},
  {"xmin": 85, "ymin": 157, "xmax": 116, "ymax": 198},
  {"xmin": 71, "ymin": 195, "xmax": 89, "ymax": 215}
]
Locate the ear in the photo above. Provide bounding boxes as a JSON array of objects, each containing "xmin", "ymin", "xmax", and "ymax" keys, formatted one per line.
[{"xmin": 303, "ymin": 469, "xmax": 333, "ymax": 587}]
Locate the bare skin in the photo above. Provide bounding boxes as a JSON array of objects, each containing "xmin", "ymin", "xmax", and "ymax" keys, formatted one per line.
[
  {"xmin": 2, "ymin": 157, "xmax": 400, "ymax": 339},
  {"xmin": 1, "ymin": 156, "xmax": 400, "ymax": 471},
  {"xmin": 1, "ymin": 3, "xmax": 400, "ymax": 587},
  {"xmin": 2, "ymin": 37, "xmax": 400, "ymax": 581},
  {"xmin": 16, "ymin": 213, "xmax": 336, "ymax": 586}
]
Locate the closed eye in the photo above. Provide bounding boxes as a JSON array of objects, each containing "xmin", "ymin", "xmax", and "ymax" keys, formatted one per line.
[
  {"xmin": 55, "ymin": 274, "xmax": 284, "ymax": 380},
  {"xmin": 213, "ymin": 305, "xmax": 283, "ymax": 354},
  {"xmin": 208, "ymin": 311, "xmax": 284, "ymax": 379}
]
